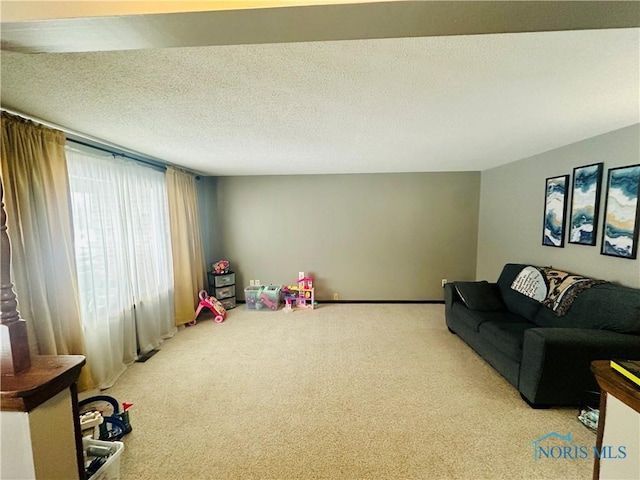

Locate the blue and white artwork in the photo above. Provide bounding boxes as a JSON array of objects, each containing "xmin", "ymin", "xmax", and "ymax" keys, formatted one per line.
[
  {"xmin": 569, "ymin": 163, "xmax": 603, "ymax": 246},
  {"xmin": 542, "ymin": 175, "xmax": 569, "ymax": 247},
  {"xmin": 601, "ymin": 164, "xmax": 640, "ymax": 259}
]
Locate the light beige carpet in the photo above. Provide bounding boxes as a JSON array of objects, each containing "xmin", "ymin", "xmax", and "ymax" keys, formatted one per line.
[{"xmin": 88, "ymin": 304, "xmax": 595, "ymax": 479}]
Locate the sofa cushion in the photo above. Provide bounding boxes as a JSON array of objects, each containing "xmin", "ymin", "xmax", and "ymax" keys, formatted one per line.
[
  {"xmin": 533, "ymin": 283, "xmax": 640, "ymax": 334},
  {"xmin": 454, "ymin": 281, "xmax": 505, "ymax": 311},
  {"xmin": 451, "ymin": 303, "xmax": 525, "ymax": 332},
  {"xmin": 497, "ymin": 264, "xmax": 543, "ymax": 321},
  {"xmin": 479, "ymin": 321, "xmax": 537, "ymax": 362}
]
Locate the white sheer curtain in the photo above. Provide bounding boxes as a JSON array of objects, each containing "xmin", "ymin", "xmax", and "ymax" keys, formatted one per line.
[{"xmin": 66, "ymin": 146, "xmax": 176, "ymax": 389}]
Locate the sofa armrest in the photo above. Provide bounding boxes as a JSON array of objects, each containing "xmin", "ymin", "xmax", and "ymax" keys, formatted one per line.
[{"xmin": 519, "ymin": 328, "xmax": 640, "ymax": 406}]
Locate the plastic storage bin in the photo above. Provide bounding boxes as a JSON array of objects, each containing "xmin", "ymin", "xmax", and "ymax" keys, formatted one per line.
[
  {"xmin": 213, "ymin": 271, "xmax": 235, "ymax": 287},
  {"xmin": 83, "ymin": 437, "xmax": 125, "ymax": 480},
  {"xmin": 207, "ymin": 271, "xmax": 236, "ymax": 309},
  {"xmin": 220, "ymin": 297, "xmax": 237, "ymax": 310},
  {"xmin": 214, "ymin": 285, "xmax": 235, "ymax": 300},
  {"xmin": 245, "ymin": 285, "xmax": 282, "ymax": 310}
]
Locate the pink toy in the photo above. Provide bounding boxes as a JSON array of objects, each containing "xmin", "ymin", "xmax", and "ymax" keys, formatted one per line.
[
  {"xmin": 290, "ymin": 272, "xmax": 315, "ymax": 310},
  {"xmin": 259, "ymin": 292, "xmax": 279, "ymax": 310},
  {"xmin": 190, "ymin": 290, "xmax": 227, "ymax": 325},
  {"xmin": 212, "ymin": 260, "xmax": 230, "ymax": 275}
]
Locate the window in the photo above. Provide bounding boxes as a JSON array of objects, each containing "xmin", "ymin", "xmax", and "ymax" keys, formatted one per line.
[{"xmin": 67, "ymin": 146, "xmax": 176, "ymax": 388}]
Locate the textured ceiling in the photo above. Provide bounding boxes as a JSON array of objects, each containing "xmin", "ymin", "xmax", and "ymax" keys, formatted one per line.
[{"xmin": 1, "ymin": 4, "xmax": 639, "ymax": 176}]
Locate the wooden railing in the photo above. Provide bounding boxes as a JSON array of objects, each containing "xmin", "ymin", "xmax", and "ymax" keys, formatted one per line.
[{"xmin": 0, "ymin": 177, "xmax": 31, "ymax": 374}]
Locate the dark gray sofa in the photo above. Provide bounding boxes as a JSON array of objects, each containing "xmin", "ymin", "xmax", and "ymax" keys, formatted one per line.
[{"xmin": 444, "ymin": 263, "xmax": 640, "ymax": 407}]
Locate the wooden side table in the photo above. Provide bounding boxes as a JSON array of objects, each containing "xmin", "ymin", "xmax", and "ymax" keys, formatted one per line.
[
  {"xmin": 591, "ymin": 360, "xmax": 640, "ymax": 480},
  {"xmin": 1, "ymin": 355, "xmax": 86, "ymax": 479}
]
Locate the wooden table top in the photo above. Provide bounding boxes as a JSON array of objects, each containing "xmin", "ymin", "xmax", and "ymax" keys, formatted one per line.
[
  {"xmin": 1, "ymin": 355, "xmax": 85, "ymax": 412},
  {"xmin": 591, "ymin": 360, "xmax": 640, "ymax": 414}
]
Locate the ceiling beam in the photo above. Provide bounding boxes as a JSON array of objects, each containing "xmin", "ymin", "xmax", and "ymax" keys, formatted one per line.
[{"xmin": 2, "ymin": 1, "xmax": 639, "ymax": 54}]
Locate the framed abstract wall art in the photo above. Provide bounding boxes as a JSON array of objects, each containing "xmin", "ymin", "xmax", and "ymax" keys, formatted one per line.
[
  {"xmin": 601, "ymin": 164, "xmax": 640, "ymax": 259},
  {"xmin": 568, "ymin": 162, "xmax": 603, "ymax": 246},
  {"xmin": 542, "ymin": 174, "xmax": 569, "ymax": 247}
]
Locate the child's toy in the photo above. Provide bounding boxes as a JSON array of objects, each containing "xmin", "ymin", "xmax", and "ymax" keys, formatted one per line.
[
  {"xmin": 282, "ymin": 273, "xmax": 316, "ymax": 311},
  {"xmin": 212, "ymin": 260, "xmax": 230, "ymax": 275},
  {"xmin": 78, "ymin": 395, "xmax": 133, "ymax": 441},
  {"xmin": 119, "ymin": 402, "xmax": 134, "ymax": 433},
  {"xmin": 245, "ymin": 290, "xmax": 258, "ymax": 309},
  {"xmin": 80, "ymin": 411, "xmax": 104, "ymax": 439},
  {"xmin": 259, "ymin": 291, "xmax": 279, "ymax": 310},
  {"xmin": 295, "ymin": 272, "xmax": 315, "ymax": 309},
  {"xmin": 191, "ymin": 290, "xmax": 227, "ymax": 325},
  {"xmin": 245, "ymin": 285, "xmax": 282, "ymax": 310},
  {"xmin": 282, "ymin": 285, "xmax": 297, "ymax": 312}
]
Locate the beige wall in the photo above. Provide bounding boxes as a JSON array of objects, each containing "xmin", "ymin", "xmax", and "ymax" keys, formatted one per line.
[
  {"xmin": 477, "ymin": 124, "xmax": 640, "ymax": 288},
  {"xmin": 214, "ymin": 172, "xmax": 480, "ymax": 300}
]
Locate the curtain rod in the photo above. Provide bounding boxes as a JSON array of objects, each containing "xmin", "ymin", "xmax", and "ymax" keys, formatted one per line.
[
  {"xmin": 66, "ymin": 137, "xmax": 167, "ymax": 172},
  {"xmin": 1, "ymin": 108, "xmax": 202, "ymax": 178}
]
